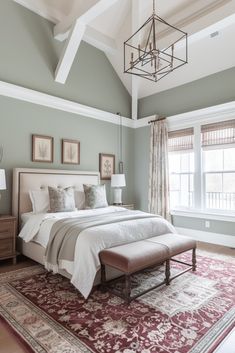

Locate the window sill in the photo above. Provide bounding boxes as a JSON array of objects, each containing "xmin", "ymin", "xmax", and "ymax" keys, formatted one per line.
[{"xmin": 171, "ymin": 209, "xmax": 235, "ymax": 222}]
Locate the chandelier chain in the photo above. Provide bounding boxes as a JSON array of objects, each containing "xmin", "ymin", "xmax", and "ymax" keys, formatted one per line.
[{"xmin": 153, "ymin": 0, "xmax": 156, "ymax": 14}]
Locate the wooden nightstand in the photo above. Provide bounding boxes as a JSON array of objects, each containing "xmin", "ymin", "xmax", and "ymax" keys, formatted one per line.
[{"xmin": 0, "ymin": 215, "xmax": 17, "ymax": 265}]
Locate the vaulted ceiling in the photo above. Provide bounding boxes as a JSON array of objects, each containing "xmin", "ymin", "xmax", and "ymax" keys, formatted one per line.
[{"xmin": 14, "ymin": 0, "xmax": 235, "ymax": 117}]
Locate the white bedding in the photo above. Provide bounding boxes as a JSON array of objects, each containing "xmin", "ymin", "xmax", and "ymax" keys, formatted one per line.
[
  {"xmin": 20, "ymin": 207, "xmax": 125, "ymax": 248},
  {"xmin": 21, "ymin": 212, "xmax": 34, "ymax": 227},
  {"xmin": 19, "ymin": 207, "xmax": 176, "ymax": 298}
]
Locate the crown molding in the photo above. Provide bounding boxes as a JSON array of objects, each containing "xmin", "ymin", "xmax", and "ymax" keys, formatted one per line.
[
  {"xmin": 167, "ymin": 101, "xmax": 235, "ymax": 130},
  {"xmin": 135, "ymin": 101, "xmax": 235, "ymax": 130},
  {"xmin": 0, "ymin": 80, "xmax": 133, "ymax": 128},
  {"xmin": 0, "ymin": 80, "xmax": 234, "ymax": 131}
]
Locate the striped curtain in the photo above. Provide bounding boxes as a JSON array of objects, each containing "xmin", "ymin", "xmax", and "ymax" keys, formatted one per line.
[{"xmin": 148, "ymin": 118, "xmax": 170, "ymax": 220}]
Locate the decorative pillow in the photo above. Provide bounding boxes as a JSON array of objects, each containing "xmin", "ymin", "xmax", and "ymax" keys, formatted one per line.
[
  {"xmin": 74, "ymin": 190, "xmax": 85, "ymax": 210},
  {"xmin": 48, "ymin": 186, "xmax": 76, "ymax": 212},
  {"xmin": 83, "ymin": 184, "xmax": 108, "ymax": 209},
  {"xmin": 29, "ymin": 189, "xmax": 49, "ymax": 214}
]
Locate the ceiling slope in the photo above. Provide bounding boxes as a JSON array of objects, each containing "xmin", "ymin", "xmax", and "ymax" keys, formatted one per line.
[{"xmin": 13, "ymin": 0, "xmax": 235, "ymax": 100}]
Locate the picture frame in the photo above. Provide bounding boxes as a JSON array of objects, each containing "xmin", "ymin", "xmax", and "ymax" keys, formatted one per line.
[
  {"xmin": 99, "ymin": 153, "xmax": 115, "ymax": 180},
  {"xmin": 32, "ymin": 134, "xmax": 53, "ymax": 163},
  {"xmin": 62, "ymin": 139, "xmax": 80, "ymax": 165}
]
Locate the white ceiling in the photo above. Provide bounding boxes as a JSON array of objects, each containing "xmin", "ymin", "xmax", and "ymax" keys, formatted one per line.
[{"xmin": 14, "ymin": 0, "xmax": 235, "ymax": 100}]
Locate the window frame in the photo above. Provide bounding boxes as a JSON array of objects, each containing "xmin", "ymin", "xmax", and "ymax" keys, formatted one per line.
[
  {"xmin": 202, "ymin": 145, "xmax": 235, "ymax": 213},
  {"xmin": 169, "ymin": 149, "xmax": 194, "ymax": 210},
  {"xmin": 169, "ymin": 122, "xmax": 235, "ymax": 217}
]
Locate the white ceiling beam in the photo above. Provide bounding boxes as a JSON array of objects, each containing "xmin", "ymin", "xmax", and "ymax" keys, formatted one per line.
[
  {"xmin": 55, "ymin": 0, "xmax": 119, "ymax": 84},
  {"xmin": 54, "ymin": 0, "xmax": 119, "ymax": 39},
  {"xmin": 55, "ymin": 21, "xmax": 86, "ymax": 84},
  {"xmin": 13, "ymin": 0, "xmax": 63, "ymax": 23},
  {"xmin": 55, "ymin": 24, "xmax": 117, "ymax": 56},
  {"xmin": 83, "ymin": 26, "xmax": 117, "ymax": 55},
  {"xmin": 54, "ymin": 0, "xmax": 96, "ymax": 41},
  {"xmin": 156, "ymin": 0, "xmax": 233, "ymax": 39}
]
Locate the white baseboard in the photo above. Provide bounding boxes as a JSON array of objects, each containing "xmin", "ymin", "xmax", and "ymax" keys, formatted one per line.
[{"xmin": 176, "ymin": 227, "xmax": 235, "ymax": 248}]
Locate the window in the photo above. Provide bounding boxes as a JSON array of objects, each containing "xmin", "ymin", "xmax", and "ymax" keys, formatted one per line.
[
  {"xmin": 202, "ymin": 120, "xmax": 235, "ymax": 211},
  {"xmin": 168, "ymin": 128, "xmax": 194, "ymax": 209},
  {"xmin": 169, "ymin": 119, "xmax": 235, "ymax": 214}
]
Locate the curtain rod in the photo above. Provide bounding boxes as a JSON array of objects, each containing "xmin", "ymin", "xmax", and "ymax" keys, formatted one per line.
[{"xmin": 148, "ymin": 116, "xmax": 166, "ymax": 124}]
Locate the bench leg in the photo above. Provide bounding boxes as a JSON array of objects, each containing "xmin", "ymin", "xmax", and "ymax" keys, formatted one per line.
[
  {"xmin": 165, "ymin": 259, "xmax": 171, "ymax": 285},
  {"xmin": 100, "ymin": 264, "xmax": 106, "ymax": 292},
  {"xmin": 125, "ymin": 275, "xmax": 131, "ymax": 303},
  {"xmin": 192, "ymin": 248, "xmax": 196, "ymax": 271}
]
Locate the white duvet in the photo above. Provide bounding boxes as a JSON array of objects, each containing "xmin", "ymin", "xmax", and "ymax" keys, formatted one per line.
[{"xmin": 19, "ymin": 207, "xmax": 176, "ymax": 298}]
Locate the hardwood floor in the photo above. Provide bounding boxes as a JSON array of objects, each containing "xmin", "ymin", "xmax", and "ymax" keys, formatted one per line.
[
  {"xmin": 0, "ymin": 244, "xmax": 234, "ymax": 353},
  {"xmin": 0, "ymin": 255, "xmax": 36, "ymax": 274},
  {"xmin": 0, "ymin": 256, "xmax": 36, "ymax": 353},
  {"xmin": 197, "ymin": 241, "xmax": 235, "ymax": 257},
  {"xmin": 214, "ymin": 328, "xmax": 235, "ymax": 353},
  {"xmin": 0, "ymin": 318, "xmax": 33, "ymax": 353}
]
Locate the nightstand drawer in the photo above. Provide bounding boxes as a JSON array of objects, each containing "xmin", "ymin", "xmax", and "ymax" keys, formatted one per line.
[
  {"xmin": 0, "ymin": 238, "xmax": 13, "ymax": 257},
  {"xmin": 0, "ymin": 221, "xmax": 14, "ymax": 239}
]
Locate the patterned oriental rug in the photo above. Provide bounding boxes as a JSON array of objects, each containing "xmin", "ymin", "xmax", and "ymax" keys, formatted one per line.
[{"xmin": 0, "ymin": 251, "xmax": 235, "ymax": 353}]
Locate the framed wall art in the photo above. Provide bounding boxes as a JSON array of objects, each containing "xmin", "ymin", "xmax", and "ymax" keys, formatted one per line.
[
  {"xmin": 32, "ymin": 134, "xmax": 53, "ymax": 163},
  {"xmin": 99, "ymin": 153, "xmax": 115, "ymax": 180},
  {"xmin": 62, "ymin": 139, "xmax": 80, "ymax": 165}
]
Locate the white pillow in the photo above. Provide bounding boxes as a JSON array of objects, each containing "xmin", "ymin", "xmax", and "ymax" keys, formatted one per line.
[
  {"xmin": 29, "ymin": 189, "xmax": 49, "ymax": 214},
  {"xmin": 74, "ymin": 190, "xmax": 85, "ymax": 210}
]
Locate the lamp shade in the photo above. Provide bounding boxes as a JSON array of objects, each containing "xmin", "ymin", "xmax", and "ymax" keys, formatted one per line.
[
  {"xmin": 0, "ymin": 169, "xmax": 6, "ymax": 190},
  {"xmin": 111, "ymin": 174, "xmax": 126, "ymax": 188}
]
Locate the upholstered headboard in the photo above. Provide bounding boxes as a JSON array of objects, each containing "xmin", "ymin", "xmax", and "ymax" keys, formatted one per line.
[{"xmin": 12, "ymin": 168, "xmax": 100, "ymax": 226}]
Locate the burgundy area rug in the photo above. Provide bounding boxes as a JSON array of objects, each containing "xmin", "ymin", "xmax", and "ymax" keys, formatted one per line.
[{"xmin": 0, "ymin": 251, "xmax": 235, "ymax": 353}]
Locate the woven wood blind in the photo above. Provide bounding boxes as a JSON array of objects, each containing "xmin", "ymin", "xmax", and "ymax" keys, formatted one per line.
[
  {"xmin": 168, "ymin": 128, "xmax": 194, "ymax": 152},
  {"xmin": 201, "ymin": 119, "xmax": 235, "ymax": 147}
]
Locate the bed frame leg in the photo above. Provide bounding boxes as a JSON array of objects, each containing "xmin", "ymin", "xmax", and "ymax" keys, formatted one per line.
[
  {"xmin": 192, "ymin": 248, "xmax": 196, "ymax": 271},
  {"xmin": 165, "ymin": 259, "xmax": 171, "ymax": 285}
]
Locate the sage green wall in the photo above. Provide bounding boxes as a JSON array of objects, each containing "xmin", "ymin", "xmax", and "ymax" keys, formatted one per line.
[
  {"xmin": 0, "ymin": 0, "xmax": 134, "ymax": 214},
  {"xmin": 0, "ymin": 96, "xmax": 134, "ymax": 214},
  {"xmin": 138, "ymin": 67, "xmax": 235, "ymax": 118},
  {"xmin": 0, "ymin": 0, "xmax": 131, "ymax": 118},
  {"xmin": 134, "ymin": 126, "xmax": 150, "ymax": 212}
]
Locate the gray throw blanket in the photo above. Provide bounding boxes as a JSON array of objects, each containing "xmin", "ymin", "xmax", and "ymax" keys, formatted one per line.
[{"xmin": 44, "ymin": 210, "xmax": 158, "ymax": 272}]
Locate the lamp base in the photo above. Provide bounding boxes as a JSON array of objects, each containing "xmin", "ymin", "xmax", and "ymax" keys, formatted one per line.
[{"xmin": 113, "ymin": 188, "xmax": 123, "ymax": 205}]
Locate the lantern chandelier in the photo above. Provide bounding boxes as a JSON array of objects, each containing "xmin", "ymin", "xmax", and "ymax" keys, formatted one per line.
[{"xmin": 124, "ymin": 0, "xmax": 188, "ymax": 82}]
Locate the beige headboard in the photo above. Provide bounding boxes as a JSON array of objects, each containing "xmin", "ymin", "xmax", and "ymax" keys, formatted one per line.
[{"xmin": 12, "ymin": 168, "xmax": 100, "ymax": 226}]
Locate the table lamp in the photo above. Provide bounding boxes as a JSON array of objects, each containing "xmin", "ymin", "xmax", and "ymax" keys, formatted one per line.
[
  {"xmin": 0, "ymin": 169, "xmax": 6, "ymax": 213},
  {"xmin": 111, "ymin": 174, "xmax": 126, "ymax": 205}
]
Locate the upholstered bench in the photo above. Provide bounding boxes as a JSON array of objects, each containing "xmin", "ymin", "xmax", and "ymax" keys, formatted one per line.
[
  {"xmin": 99, "ymin": 233, "xmax": 197, "ymax": 303},
  {"xmin": 146, "ymin": 233, "xmax": 197, "ymax": 282}
]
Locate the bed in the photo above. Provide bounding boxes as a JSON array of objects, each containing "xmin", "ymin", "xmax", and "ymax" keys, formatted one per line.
[{"xmin": 12, "ymin": 168, "xmax": 176, "ymax": 298}]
